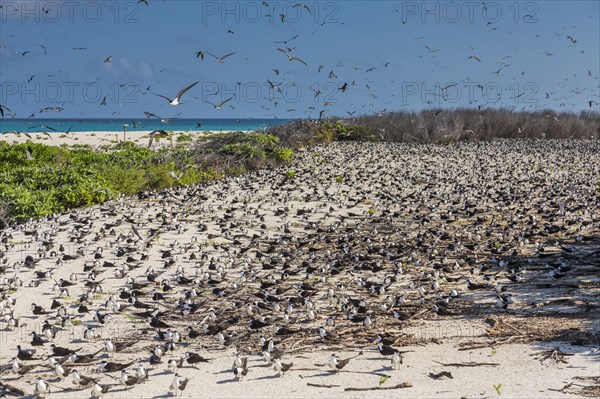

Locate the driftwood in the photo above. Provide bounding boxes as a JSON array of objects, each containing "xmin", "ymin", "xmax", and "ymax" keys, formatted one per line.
[
  {"xmin": 532, "ymin": 347, "xmax": 574, "ymax": 364},
  {"xmin": 433, "ymin": 361, "xmax": 499, "ymax": 367},
  {"xmin": 344, "ymin": 382, "xmax": 412, "ymax": 391},
  {"xmin": 307, "ymin": 383, "xmax": 340, "ymax": 388}
]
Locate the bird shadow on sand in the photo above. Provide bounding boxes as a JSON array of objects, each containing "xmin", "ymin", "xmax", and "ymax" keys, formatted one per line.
[
  {"xmin": 213, "ymin": 368, "xmax": 234, "ymax": 375},
  {"xmin": 110, "ymin": 387, "xmax": 134, "ymax": 393},
  {"xmin": 216, "ymin": 377, "xmax": 239, "ymax": 384},
  {"xmin": 301, "ymin": 371, "xmax": 336, "ymax": 378},
  {"xmin": 373, "ymin": 365, "xmax": 393, "ymax": 372},
  {"xmin": 250, "ymin": 374, "xmax": 280, "ymax": 381},
  {"xmin": 150, "ymin": 393, "xmax": 175, "ymax": 399}
]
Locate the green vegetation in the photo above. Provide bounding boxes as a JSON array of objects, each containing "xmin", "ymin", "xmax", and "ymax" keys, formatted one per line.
[
  {"xmin": 193, "ymin": 132, "xmax": 294, "ymax": 172},
  {"xmin": 0, "ymin": 141, "xmax": 187, "ymax": 221},
  {"xmin": 268, "ymin": 120, "xmax": 377, "ymax": 149},
  {"xmin": 316, "ymin": 121, "xmax": 377, "ymax": 142},
  {"xmin": 0, "ymin": 131, "xmax": 295, "ymax": 225},
  {"xmin": 176, "ymin": 133, "xmax": 193, "ymax": 142},
  {"xmin": 493, "ymin": 383, "xmax": 502, "ymax": 396}
]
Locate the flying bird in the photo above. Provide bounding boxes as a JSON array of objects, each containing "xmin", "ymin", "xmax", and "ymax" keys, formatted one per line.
[
  {"xmin": 274, "ymin": 35, "xmax": 299, "ymax": 44},
  {"xmin": 104, "ymin": 56, "xmax": 112, "ymax": 63},
  {"xmin": 35, "ymin": 44, "xmax": 47, "ymax": 55},
  {"xmin": 154, "ymin": 82, "xmax": 199, "ymax": 106},
  {"xmin": 0, "ymin": 104, "xmax": 10, "ymax": 117},
  {"xmin": 206, "ymin": 51, "xmax": 236, "ymax": 63},
  {"xmin": 467, "ymin": 55, "xmax": 481, "ymax": 62},
  {"xmin": 293, "ymin": 3, "xmax": 312, "ymax": 14},
  {"xmin": 266, "ymin": 79, "xmax": 282, "ymax": 91},
  {"xmin": 206, "ymin": 97, "xmax": 234, "ymax": 110},
  {"xmin": 277, "ymin": 49, "xmax": 308, "ymax": 66}
]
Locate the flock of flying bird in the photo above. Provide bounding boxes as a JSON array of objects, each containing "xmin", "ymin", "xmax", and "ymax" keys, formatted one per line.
[
  {"xmin": 0, "ymin": 1, "xmax": 598, "ymax": 124},
  {"xmin": 0, "ymin": 139, "xmax": 598, "ymax": 397}
]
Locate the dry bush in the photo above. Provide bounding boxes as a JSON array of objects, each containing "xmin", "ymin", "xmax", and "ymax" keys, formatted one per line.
[
  {"xmin": 346, "ymin": 108, "xmax": 599, "ymax": 142},
  {"xmin": 265, "ymin": 120, "xmax": 328, "ymax": 149}
]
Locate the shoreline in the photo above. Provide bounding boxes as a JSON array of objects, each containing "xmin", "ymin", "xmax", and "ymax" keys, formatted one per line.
[{"xmin": 0, "ymin": 130, "xmax": 237, "ymax": 147}]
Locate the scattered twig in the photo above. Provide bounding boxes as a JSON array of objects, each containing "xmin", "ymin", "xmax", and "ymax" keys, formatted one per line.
[
  {"xmin": 433, "ymin": 361, "xmax": 499, "ymax": 367},
  {"xmin": 458, "ymin": 342, "xmax": 490, "ymax": 351},
  {"xmin": 344, "ymin": 382, "xmax": 412, "ymax": 391},
  {"xmin": 548, "ymin": 382, "xmax": 573, "ymax": 392},
  {"xmin": 497, "ymin": 319, "xmax": 526, "ymax": 336},
  {"xmin": 307, "ymin": 383, "xmax": 340, "ymax": 388},
  {"xmin": 532, "ymin": 347, "xmax": 573, "ymax": 364}
]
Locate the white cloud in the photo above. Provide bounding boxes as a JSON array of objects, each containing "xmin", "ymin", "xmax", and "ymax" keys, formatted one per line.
[
  {"xmin": 139, "ymin": 61, "xmax": 153, "ymax": 79},
  {"xmin": 119, "ymin": 58, "xmax": 133, "ymax": 72}
]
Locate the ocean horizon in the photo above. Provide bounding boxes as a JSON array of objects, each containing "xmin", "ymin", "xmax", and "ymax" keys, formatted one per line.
[{"xmin": 0, "ymin": 118, "xmax": 298, "ymax": 134}]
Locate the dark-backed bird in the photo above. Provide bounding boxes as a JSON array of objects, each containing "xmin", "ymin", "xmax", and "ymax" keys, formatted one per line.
[{"xmin": 154, "ymin": 82, "xmax": 199, "ymax": 106}]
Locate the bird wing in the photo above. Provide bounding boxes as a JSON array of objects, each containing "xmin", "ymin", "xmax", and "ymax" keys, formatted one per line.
[
  {"xmin": 131, "ymin": 224, "xmax": 144, "ymax": 241},
  {"xmin": 290, "ymin": 57, "xmax": 308, "ymax": 66},
  {"xmin": 35, "ymin": 44, "xmax": 47, "ymax": 55},
  {"xmin": 153, "ymin": 93, "xmax": 173, "ymax": 103},
  {"xmin": 175, "ymin": 82, "xmax": 199, "ymax": 101},
  {"xmin": 218, "ymin": 97, "xmax": 234, "ymax": 107},
  {"xmin": 219, "ymin": 52, "xmax": 236, "ymax": 61},
  {"xmin": 277, "ymin": 48, "xmax": 289, "ymax": 56}
]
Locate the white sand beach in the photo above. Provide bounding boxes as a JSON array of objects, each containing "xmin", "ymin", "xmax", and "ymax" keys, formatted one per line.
[{"xmin": 0, "ymin": 130, "xmax": 224, "ymax": 148}]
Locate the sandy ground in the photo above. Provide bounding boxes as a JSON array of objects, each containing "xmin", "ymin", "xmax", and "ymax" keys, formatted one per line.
[
  {"xmin": 0, "ymin": 138, "xmax": 599, "ymax": 398},
  {"xmin": 0, "ymin": 130, "xmax": 224, "ymax": 148}
]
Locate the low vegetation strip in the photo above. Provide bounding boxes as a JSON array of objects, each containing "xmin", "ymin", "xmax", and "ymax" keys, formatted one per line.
[
  {"xmin": 267, "ymin": 108, "xmax": 599, "ymax": 147},
  {"xmin": 345, "ymin": 108, "xmax": 600, "ymax": 142},
  {"xmin": 0, "ymin": 132, "xmax": 293, "ymax": 225}
]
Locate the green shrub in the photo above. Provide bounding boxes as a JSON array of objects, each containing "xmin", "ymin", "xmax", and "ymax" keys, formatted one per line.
[
  {"xmin": 176, "ymin": 134, "xmax": 193, "ymax": 142},
  {"xmin": 220, "ymin": 142, "xmax": 266, "ymax": 159},
  {"xmin": 274, "ymin": 148, "xmax": 294, "ymax": 162},
  {"xmin": 0, "ymin": 132, "xmax": 298, "ymax": 224}
]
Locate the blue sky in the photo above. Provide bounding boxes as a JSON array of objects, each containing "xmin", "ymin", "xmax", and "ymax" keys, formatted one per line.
[{"xmin": 0, "ymin": 0, "xmax": 598, "ymax": 119}]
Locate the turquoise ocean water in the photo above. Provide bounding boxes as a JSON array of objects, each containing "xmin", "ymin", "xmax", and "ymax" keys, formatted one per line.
[{"xmin": 0, "ymin": 118, "xmax": 296, "ymax": 133}]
